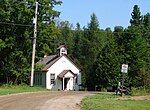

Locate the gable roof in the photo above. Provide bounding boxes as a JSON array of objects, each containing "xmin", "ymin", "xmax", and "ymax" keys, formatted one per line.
[
  {"xmin": 37, "ymin": 54, "xmax": 80, "ymax": 71},
  {"xmin": 58, "ymin": 70, "xmax": 76, "ymax": 78},
  {"xmin": 42, "ymin": 56, "xmax": 61, "ymax": 71},
  {"xmin": 36, "ymin": 55, "xmax": 58, "ymax": 65}
]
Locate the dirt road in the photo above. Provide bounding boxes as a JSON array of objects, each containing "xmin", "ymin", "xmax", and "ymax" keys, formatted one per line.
[{"xmin": 0, "ymin": 91, "xmax": 92, "ymax": 110}]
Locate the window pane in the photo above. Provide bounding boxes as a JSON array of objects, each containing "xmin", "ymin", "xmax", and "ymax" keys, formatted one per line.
[{"xmin": 50, "ymin": 73, "xmax": 55, "ymax": 84}]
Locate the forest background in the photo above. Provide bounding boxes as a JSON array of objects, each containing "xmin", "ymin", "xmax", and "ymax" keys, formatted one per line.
[{"xmin": 0, "ymin": 0, "xmax": 150, "ymax": 90}]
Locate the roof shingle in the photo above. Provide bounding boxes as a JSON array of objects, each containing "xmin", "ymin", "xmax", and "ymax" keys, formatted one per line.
[{"xmin": 58, "ymin": 70, "xmax": 76, "ymax": 78}]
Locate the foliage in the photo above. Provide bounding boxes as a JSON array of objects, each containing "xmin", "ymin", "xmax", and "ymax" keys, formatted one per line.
[
  {"xmin": 0, "ymin": 0, "xmax": 33, "ymax": 84},
  {"xmin": 93, "ymin": 33, "xmax": 120, "ymax": 88},
  {"xmin": 0, "ymin": 2, "xmax": 150, "ymax": 90},
  {"xmin": 130, "ymin": 5, "xmax": 143, "ymax": 26},
  {"xmin": 79, "ymin": 13, "xmax": 105, "ymax": 90},
  {"xmin": 0, "ymin": 0, "xmax": 61, "ymax": 84},
  {"xmin": 131, "ymin": 87, "xmax": 150, "ymax": 96},
  {"xmin": 81, "ymin": 93, "xmax": 150, "ymax": 110},
  {"xmin": 35, "ymin": 64, "xmax": 45, "ymax": 71},
  {"xmin": 57, "ymin": 21, "xmax": 74, "ymax": 54}
]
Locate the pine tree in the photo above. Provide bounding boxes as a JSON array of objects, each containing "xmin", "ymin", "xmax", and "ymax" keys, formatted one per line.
[
  {"xmin": 93, "ymin": 31, "xmax": 120, "ymax": 88},
  {"xmin": 81, "ymin": 13, "xmax": 106, "ymax": 90},
  {"xmin": 72, "ymin": 23, "xmax": 82, "ymax": 59},
  {"xmin": 143, "ymin": 13, "xmax": 150, "ymax": 44},
  {"xmin": 130, "ymin": 5, "xmax": 143, "ymax": 26}
]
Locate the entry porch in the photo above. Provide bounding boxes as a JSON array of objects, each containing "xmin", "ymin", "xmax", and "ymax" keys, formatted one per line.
[{"xmin": 58, "ymin": 70, "xmax": 76, "ymax": 91}]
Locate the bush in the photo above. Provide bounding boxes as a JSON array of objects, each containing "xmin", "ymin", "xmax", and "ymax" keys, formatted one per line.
[{"xmin": 131, "ymin": 87, "xmax": 150, "ymax": 96}]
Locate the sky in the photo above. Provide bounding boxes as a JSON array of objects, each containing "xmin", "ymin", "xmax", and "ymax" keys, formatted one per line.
[{"xmin": 55, "ymin": 0, "xmax": 150, "ymax": 30}]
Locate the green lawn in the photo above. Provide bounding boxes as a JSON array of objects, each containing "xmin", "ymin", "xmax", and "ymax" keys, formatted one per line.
[
  {"xmin": 81, "ymin": 93, "xmax": 150, "ymax": 110},
  {"xmin": 0, "ymin": 85, "xmax": 48, "ymax": 95}
]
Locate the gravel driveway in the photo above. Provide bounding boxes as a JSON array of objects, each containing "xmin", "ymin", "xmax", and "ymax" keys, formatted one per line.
[{"xmin": 0, "ymin": 91, "xmax": 92, "ymax": 110}]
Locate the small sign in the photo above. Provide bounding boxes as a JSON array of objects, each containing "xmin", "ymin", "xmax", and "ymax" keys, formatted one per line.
[{"xmin": 121, "ymin": 64, "xmax": 128, "ymax": 73}]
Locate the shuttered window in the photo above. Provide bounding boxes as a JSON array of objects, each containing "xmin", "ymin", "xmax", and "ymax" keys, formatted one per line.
[{"xmin": 50, "ymin": 73, "xmax": 55, "ymax": 85}]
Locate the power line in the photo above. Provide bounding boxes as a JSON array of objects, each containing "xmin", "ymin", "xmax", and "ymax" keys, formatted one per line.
[{"xmin": 0, "ymin": 22, "xmax": 33, "ymax": 27}]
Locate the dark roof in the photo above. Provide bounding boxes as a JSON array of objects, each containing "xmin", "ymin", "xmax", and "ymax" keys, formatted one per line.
[
  {"xmin": 36, "ymin": 54, "xmax": 80, "ymax": 71},
  {"xmin": 36, "ymin": 55, "xmax": 60, "ymax": 71},
  {"xmin": 36, "ymin": 55, "xmax": 58, "ymax": 65},
  {"xmin": 42, "ymin": 56, "xmax": 61, "ymax": 71},
  {"xmin": 58, "ymin": 70, "xmax": 76, "ymax": 78},
  {"xmin": 57, "ymin": 45, "xmax": 67, "ymax": 50}
]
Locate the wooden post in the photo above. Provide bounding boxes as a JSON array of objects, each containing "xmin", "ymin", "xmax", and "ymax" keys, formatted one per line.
[
  {"xmin": 121, "ymin": 73, "xmax": 125, "ymax": 96},
  {"xmin": 63, "ymin": 77, "xmax": 65, "ymax": 90}
]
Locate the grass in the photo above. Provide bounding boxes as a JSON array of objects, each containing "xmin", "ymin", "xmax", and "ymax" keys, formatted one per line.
[
  {"xmin": 0, "ymin": 84, "xmax": 48, "ymax": 95},
  {"xmin": 131, "ymin": 87, "xmax": 150, "ymax": 96},
  {"xmin": 81, "ymin": 93, "xmax": 150, "ymax": 110}
]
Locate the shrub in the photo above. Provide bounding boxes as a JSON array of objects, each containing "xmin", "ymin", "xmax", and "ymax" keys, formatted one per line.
[{"xmin": 131, "ymin": 87, "xmax": 150, "ymax": 96}]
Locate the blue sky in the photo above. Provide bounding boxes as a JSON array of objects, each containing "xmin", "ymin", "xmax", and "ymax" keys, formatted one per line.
[{"xmin": 55, "ymin": 0, "xmax": 150, "ymax": 29}]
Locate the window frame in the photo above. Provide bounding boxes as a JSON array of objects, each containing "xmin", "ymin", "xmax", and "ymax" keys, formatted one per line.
[{"xmin": 50, "ymin": 73, "xmax": 55, "ymax": 85}]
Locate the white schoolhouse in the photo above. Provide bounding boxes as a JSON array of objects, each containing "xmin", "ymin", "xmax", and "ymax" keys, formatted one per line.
[{"xmin": 34, "ymin": 45, "xmax": 81, "ymax": 91}]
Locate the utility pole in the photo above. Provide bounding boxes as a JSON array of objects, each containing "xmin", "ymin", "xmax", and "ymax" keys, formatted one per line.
[{"xmin": 30, "ymin": 2, "xmax": 38, "ymax": 87}]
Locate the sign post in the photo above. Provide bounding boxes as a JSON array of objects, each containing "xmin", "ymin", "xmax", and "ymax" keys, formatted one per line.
[{"xmin": 121, "ymin": 64, "xmax": 128, "ymax": 96}]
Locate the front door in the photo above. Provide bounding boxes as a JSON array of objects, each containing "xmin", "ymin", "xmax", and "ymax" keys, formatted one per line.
[
  {"xmin": 64, "ymin": 78, "xmax": 69, "ymax": 90},
  {"xmin": 62, "ymin": 78, "xmax": 74, "ymax": 90}
]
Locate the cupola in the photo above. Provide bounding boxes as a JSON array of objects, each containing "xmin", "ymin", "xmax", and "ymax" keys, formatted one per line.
[{"xmin": 57, "ymin": 45, "xmax": 67, "ymax": 56}]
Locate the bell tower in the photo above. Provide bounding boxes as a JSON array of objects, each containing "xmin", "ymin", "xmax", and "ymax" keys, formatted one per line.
[{"xmin": 57, "ymin": 45, "xmax": 67, "ymax": 56}]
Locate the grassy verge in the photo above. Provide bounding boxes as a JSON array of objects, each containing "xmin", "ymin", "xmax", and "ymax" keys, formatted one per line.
[
  {"xmin": 131, "ymin": 87, "xmax": 150, "ymax": 96},
  {"xmin": 0, "ymin": 84, "xmax": 48, "ymax": 95},
  {"xmin": 81, "ymin": 93, "xmax": 150, "ymax": 110}
]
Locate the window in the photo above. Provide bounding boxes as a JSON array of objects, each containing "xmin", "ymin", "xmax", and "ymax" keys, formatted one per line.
[
  {"xmin": 60, "ymin": 48, "xmax": 67, "ymax": 56},
  {"xmin": 50, "ymin": 73, "xmax": 55, "ymax": 85},
  {"xmin": 61, "ymin": 48, "xmax": 66, "ymax": 52}
]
